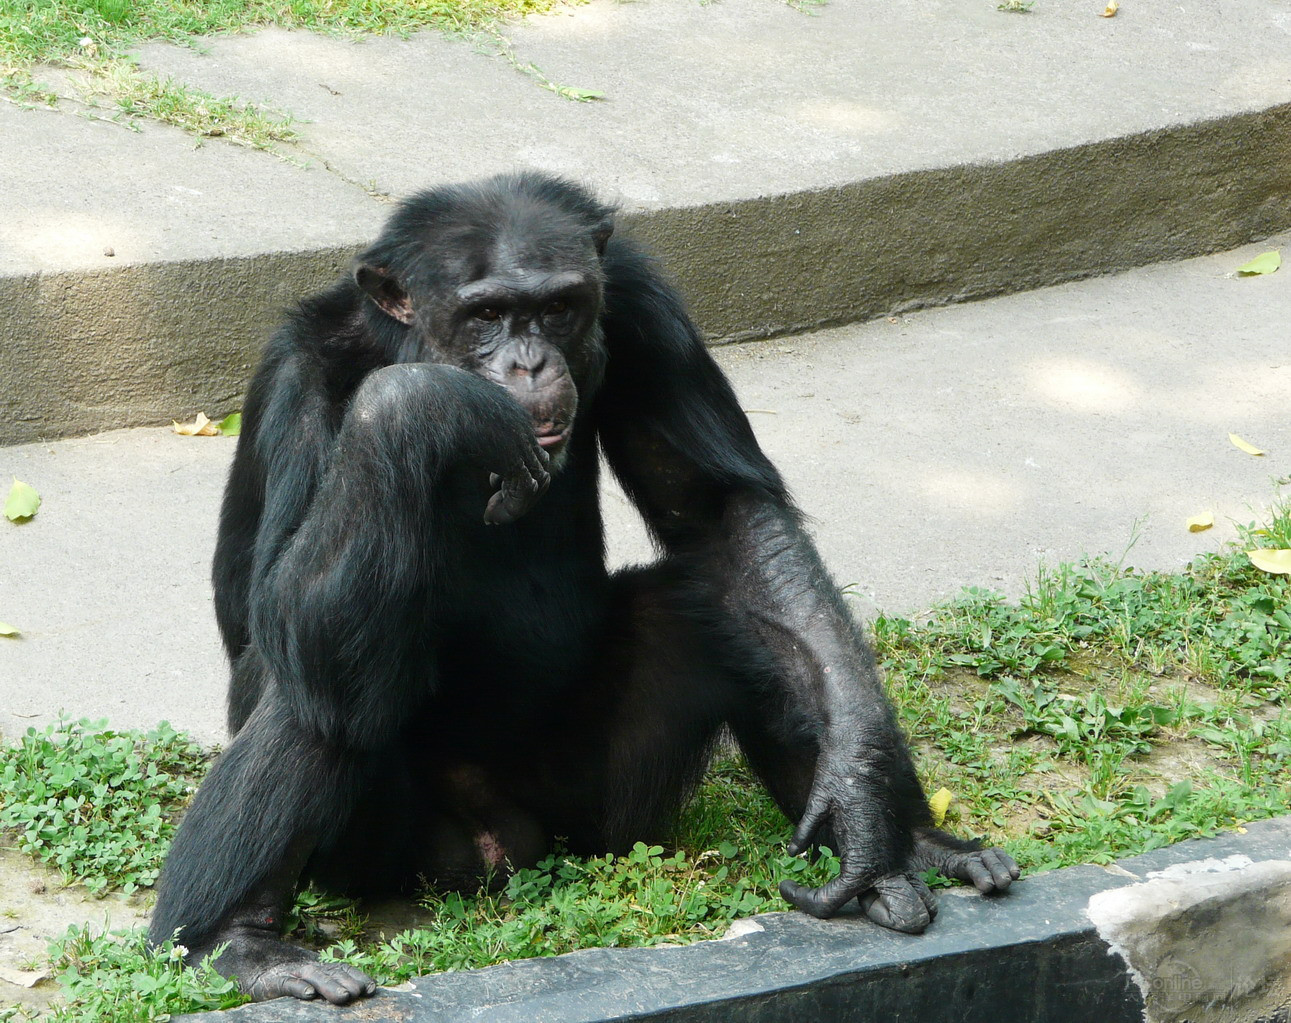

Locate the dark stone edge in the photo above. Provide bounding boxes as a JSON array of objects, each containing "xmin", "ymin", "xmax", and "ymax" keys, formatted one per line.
[
  {"xmin": 4, "ymin": 102, "xmax": 1291, "ymax": 446},
  {"xmin": 177, "ymin": 815, "xmax": 1291, "ymax": 1023}
]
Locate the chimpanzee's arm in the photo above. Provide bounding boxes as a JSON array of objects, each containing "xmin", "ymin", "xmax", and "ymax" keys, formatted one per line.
[
  {"xmin": 595, "ymin": 239, "xmax": 1015, "ymax": 928},
  {"xmin": 212, "ymin": 332, "xmax": 339, "ymax": 669},
  {"xmin": 214, "ymin": 313, "xmax": 549, "ymax": 737}
]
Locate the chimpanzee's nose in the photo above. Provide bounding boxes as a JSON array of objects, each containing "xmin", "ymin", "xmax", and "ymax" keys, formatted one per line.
[{"xmin": 508, "ymin": 342, "xmax": 548, "ymax": 379}]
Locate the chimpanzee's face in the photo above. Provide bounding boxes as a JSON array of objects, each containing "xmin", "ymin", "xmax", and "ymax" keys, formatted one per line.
[{"xmin": 355, "ymin": 209, "xmax": 610, "ymax": 470}]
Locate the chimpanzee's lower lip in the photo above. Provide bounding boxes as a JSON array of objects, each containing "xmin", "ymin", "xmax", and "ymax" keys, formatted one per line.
[{"xmin": 536, "ymin": 432, "xmax": 567, "ymax": 449}]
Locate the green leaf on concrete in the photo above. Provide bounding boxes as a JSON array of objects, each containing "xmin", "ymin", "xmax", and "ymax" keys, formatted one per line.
[
  {"xmin": 4, "ymin": 478, "xmax": 41, "ymax": 522},
  {"xmin": 0, "ymin": 621, "xmax": 19, "ymax": 637},
  {"xmin": 218, "ymin": 412, "xmax": 242, "ymax": 436},
  {"xmin": 550, "ymin": 85, "xmax": 604, "ymax": 102},
  {"xmin": 1235, "ymin": 251, "xmax": 1280, "ymax": 276}
]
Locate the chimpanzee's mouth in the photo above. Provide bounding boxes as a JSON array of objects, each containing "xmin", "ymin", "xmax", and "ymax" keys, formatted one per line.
[{"xmin": 536, "ymin": 430, "xmax": 567, "ymax": 450}]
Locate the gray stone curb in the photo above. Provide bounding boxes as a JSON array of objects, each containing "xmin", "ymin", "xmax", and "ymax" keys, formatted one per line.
[
  {"xmin": 177, "ymin": 816, "xmax": 1291, "ymax": 1023},
  {"xmin": 4, "ymin": 103, "xmax": 1290, "ymax": 447}
]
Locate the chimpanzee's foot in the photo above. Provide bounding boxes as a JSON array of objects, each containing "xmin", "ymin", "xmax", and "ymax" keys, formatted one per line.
[
  {"xmin": 208, "ymin": 931, "xmax": 376, "ymax": 1003},
  {"xmin": 937, "ymin": 845, "xmax": 1019, "ymax": 893}
]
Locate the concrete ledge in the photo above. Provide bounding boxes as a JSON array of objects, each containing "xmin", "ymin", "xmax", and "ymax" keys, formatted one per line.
[
  {"xmin": 4, "ymin": 102, "xmax": 1291, "ymax": 446},
  {"xmin": 631, "ymin": 102, "xmax": 1291, "ymax": 343},
  {"xmin": 176, "ymin": 817, "xmax": 1291, "ymax": 1023},
  {"xmin": 0, "ymin": 247, "xmax": 355, "ymax": 446}
]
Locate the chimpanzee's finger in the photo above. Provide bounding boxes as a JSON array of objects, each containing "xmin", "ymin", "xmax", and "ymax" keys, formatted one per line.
[
  {"xmin": 483, "ymin": 458, "xmax": 548, "ymax": 525},
  {"xmin": 946, "ymin": 847, "xmax": 1019, "ymax": 893},
  {"xmin": 786, "ymin": 797, "xmax": 829, "ymax": 856},
  {"xmin": 958, "ymin": 854, "xmax": 998, "ymax": 893},
  {"xmin": 988, "ymin": 848, "xmax": 1021, "ymax": 886},
  {"xmin": 281, "ymin": 979, "xmax": 317, "ymax": 1000},
  {"xmin": 522, "ymin": 438, "xmax": 551, "ymax": 481},
  {"xmin": 779, "ymin": 870, "xmax": 867, "ymax": 920}
]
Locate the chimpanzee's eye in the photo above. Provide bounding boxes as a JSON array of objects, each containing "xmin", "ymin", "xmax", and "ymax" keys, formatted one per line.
[
  {"xmin": 544, "ymin": 300, "xmax": 568, "ymax": 316},
  {"xmin": 475, "ymin": 307, "xmax": 501, "ymax": 322}
]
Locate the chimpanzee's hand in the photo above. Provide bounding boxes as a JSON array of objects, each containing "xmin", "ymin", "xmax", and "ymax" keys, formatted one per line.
[
  {"xmin": 483, "ymin": 436, "xmax": 550, "ymax": 525},
  {"xmin": 778, "ymin": 744, "xmax": 937, "ymax": 933}
]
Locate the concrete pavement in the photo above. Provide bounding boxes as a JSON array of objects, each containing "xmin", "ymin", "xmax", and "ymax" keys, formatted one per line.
[{"xmin": 2, "ymin": 234, "xmax": 1288, "ymax": 746}]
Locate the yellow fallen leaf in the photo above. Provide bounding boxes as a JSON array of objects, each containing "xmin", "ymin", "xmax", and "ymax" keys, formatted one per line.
[
  {"xmin": 928, "ymin": 787, "xmax": 953, "ymax": 827},
  {"xmin": 1228, "ymin": 433, "xmax": 1265, "ymax": 456},
  {"xmin": 1247, "ymin": 549, "xmax": 1291, "ymax": 574},
  {"xmin": 1100, "ymin": 0, "xmax": 1118, "ymax": 16},
  {"xmin": 0, "ymin": 621, "xmax": 19, "ymax": 637},
  {"xmin": 1186, "ymin": 512, "xmax": 1213, "ymax": 533},
  {"xmin": 173, "ymin": 412, "xmax": 219, "ymax": 437}
]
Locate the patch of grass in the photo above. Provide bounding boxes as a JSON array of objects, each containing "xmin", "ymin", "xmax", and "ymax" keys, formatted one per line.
[
  {"xmin": 321, "ymin": 829, "xmax": 838, "ymax": 985},
  {"xmin": 0, "ymin": 717, "xmax": 209, "ymax": 894},
  {"xmin": 71, "ymin": 55, "xmax": 301, "ymax": 149},
  {"xmin": 35, "ymin": 756, "xmax": 833, "ymax": 1016},
  {"xmin": 877, "ymin": 499, "xmax": 1291, "ymax": 873},
  {"xmin": 0, "ymin": 0, "xmax": 551, "ymax": 68},
  {"xmin": 0, "ymin": 0, "xmax": 562, "ymax": 147},
  {"xmin": 312, "ymin": 761, "xmax": 828, "ymax": 984},
  {"xmin": 877, "ymin": 505, "xmax": 1291, "ymax": 697},
  {"xmin": 45, "ymin": 927, "xmax": 247, "ymax": 1022}
]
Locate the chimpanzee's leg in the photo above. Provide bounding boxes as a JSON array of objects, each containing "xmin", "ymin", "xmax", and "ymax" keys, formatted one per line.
[
  {"xmin": 290, "ymin": 562, "xmax": 728, "ymax": 897},
  {"xmin": 150, "ymin": 692, "xmax": 374, "ymax": 1002},
  {"xmin": 150, "ymin": 365, "xmax": 522, "ymax": 1004},
  {"xmin": 484, "ymin": 563, "xmax": 739, "ymax": 853},
  {"xmin": 584, "ymin": 566, "xmax": 739, "ymax": 848}
]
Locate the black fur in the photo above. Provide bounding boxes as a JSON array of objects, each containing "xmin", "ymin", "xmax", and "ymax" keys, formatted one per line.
[{"xmin": 149, "ymin": 172, "xmax": 1016, "ymax": 1004}]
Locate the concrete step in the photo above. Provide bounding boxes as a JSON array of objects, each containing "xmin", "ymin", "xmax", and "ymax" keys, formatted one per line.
[
  {"xmin": 3, "ymin": 0, "xmax": 1291, "ymax": 444},
  {"xmin": 173, "ymin": 817, "xmax": 1291, "ymax": 1023}
]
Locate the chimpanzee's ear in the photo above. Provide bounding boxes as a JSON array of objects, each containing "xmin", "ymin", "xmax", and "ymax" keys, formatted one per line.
[
  {"xmin": 592, "ymin": 218, "xmax": 614, "ymax": 258},
  {"xmin": 354, "ymin": 264, "xmax": 415, "ymax": 325}
]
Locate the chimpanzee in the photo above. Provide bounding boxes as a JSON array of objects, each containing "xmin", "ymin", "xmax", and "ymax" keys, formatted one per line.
[{"xmin": 149, "ymin": 172, "xmax": 1018, "ymax": 1004}]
